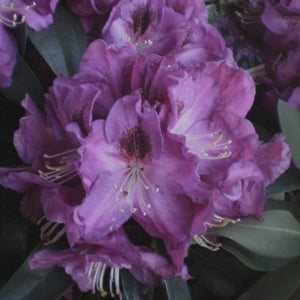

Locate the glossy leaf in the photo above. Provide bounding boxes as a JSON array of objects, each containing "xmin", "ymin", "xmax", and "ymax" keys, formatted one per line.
[
  {"xmin": 165, "ymin": 277, "xmax": 192, "ymax": 300},
  {"xmin": 28, "ymin": 3, "xmax": 87, "ymax": 77},
  {"xmin": 264, "ymin": 199, "xmax": 300, "ymax": 222},
  {"xmin": 121, "ymin": 270, "xmax": 148, "ymax": 300},
  {"xmin": 239, "ymin": 258, "xmax": 300, "ymax": 300},
  {"xmin": 222, "ymin": 238, "xmax": 293, "ymax": 271},
  {"xmin": 209, "ymin": 210, "xmax": 300, "ymax": 259},
  {"xmin": 266, "ymin": 168, "xmax": 300, "ymax": 197},
  {"xmin": 0, "ymin": 243, "xmax": 74, "ymax": 300},
  {"xmin": 0, "ymin": 55, "xmax": 44, "ymax": 107},
  {"xmin": 278, "ymin": 100, "xmax": 300, "ymax": 169},
  {"xmin": 187, "ymin": 245, "xmax": 262, "ymax": 300}
]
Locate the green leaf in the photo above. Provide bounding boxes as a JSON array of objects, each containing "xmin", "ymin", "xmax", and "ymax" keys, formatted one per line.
[
  {"xmin": 0, "ymin": 55, "xmax": 44, "ymax": 107},
  {"xmin": 264, "ymin": 199, "xmax": 300, "ymax": 222},
  {"xmin": 222, "ymin": 238, "xmax": 293, "ymax": 271},
  {"xmin": 165, "ymin": 277, "xmax": 192, "ymax": 300},
  {"xmin": 266, "ymin": 168, "xmax": 300, "ymax": 197},
  {"xmin": 121, "ymin": 270, "xmax": 148, "ymax": 300},
  {"xmin": 209, "ymin": 210, "xmax": 300, "ymax": 259},
  {"xmin": 28, "ymin": 3, "xmax": 87, "ymax": 77},
  {"xmin": 278, "ymin": 100, "xmax": 300, "ymax": 169},
  {"xmin": 0, "ymin": 245, "xmax": 74, "ymax": 300},
  {"xmin": 238, "ymin": 258, "xmax": 300, "ymax": 300}
]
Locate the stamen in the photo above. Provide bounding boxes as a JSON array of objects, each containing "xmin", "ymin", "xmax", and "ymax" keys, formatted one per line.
[
  {"xmin": 193, "ymin": 234, "xmax": 222, "ymax": 251},
  {"xmin": 37, "ymin": 217, "xmax": 66, "ymax": 245},
  {"xmin": 205, "ymin": 214, "xmax": 241, "ymax": 228},
  {"xmin": 0, "ymin": 1, "xmax": 36, "ymax": 27},
  {"xmin": 186, "ymin": 130, "xmax": 232, "ymax": 160},
  {"xmin": 38, "ymin": 149, "xmax": 79, "ymax": 184},
  {"xmin": 88, "ymin": 263, "xmax": 123, "ymax": 299},
  {"xmin": 112, "ymin": 166, "xmax": 158, "ymax": 216},
  {"xmin": 135, "ymin": 39, "xmax": 154, "ymax": 49},
  {"xmin": 109, "ymin": 268, "xmax": 115, "ymax": 297}
]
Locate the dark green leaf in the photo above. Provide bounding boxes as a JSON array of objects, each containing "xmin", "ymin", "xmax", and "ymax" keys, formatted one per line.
[
  {"xmin": 0, "ymin": 246, "xmax": 74, "ymax": 300},
  {"xmin": 264, "ymin": 199, "xmax": 300, "ymax": 222},
  {"xmin": 238, "ymin": 258, "xmax": 300, "ymax": 300},
  {"xmin": 209, "ymin": 210, "xmax": 300, "ymax": 259},
  {"xmin": 187, "ymin": 245, "xmax": 261, "ymax": 300},
  {"xmin": 0, "ymin": 55, "xmax": 44, "ymax": 107},
  {"xmin": 278, "ymin": 100, "xmax": 300, "ymax": 169},
  {"xmin": 165, "ymin": 277, "xmax": 192, "ymax": 300},
  {"xmin": 222, "ymin": 238, "xmax": 293, "ymax": 271},
  {"xmin": 28, "ymin": 3, "xmax": 87, "ymax": 77},
  {"xmin": 266, "ymin": 168, "xmax": 300, "ymax": 197},
  {"xmin": 121, "ymin": 270, "xmax": 148, "ymax": 300}
]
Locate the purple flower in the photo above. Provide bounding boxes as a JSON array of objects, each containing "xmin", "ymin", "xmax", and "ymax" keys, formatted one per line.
[
  {"xmin": 30, "ymin": 228, "xmax": 185, "ymax": 294},
  {"xmin": 71, "ymin": 94, "xmax": 211, "ymax": 269},
  {"xmin": 0, "ymin": 71, "xmax": 103, "ymax": 240},
  {"xmin": 166, "ymin": 63, "xmax": 290, "ymax": 220},
  {"xmin": 101, "ymin": 0, "xmax": 188, "ymax": 55}
]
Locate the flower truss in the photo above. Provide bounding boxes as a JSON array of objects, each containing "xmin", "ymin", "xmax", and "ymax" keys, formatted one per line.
[{"xmin": 0, "ymin": 0, "xmax": 297, "ymax": 299}]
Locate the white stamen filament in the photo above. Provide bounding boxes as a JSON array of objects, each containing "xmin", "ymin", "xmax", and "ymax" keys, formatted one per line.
[
  {"xmin": 113, "ymin": 166, "xmax": 158, "ymax": 215},
  {"xmin": 0, "ymin": 1, "xmax": 36, "ymax": 27},
  {"xmin": 38, "ymin": 149, "xmax": 79, "ymax": 184},
  {"xmin": 193, "ymin": 234, "xmax": 222, "ymax": 252},
  {"xmin": 187, "ymin": 130, "xmax": 232, "ymax": 160},
  {"xmin": 205, "ymin": 214, "xmax": 241, "ymax": 228},
  {"xmin": 88, "ymin": 263, "xmax": 122, "ymax": 299},
  {"xmin": 37, "ymin": 217, "xmax": 66, "ymax": 245}
]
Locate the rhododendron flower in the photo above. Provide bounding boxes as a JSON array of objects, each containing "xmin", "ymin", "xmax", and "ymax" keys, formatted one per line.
[
  {"xmin": 30, "ymin": 228, "xmax": 183, "ymax": 297},
  {"xmin": 167, "ymin": 64, "xmax": 290, "ymax": 220},
  {"xmin": 0, "ymin": 72, "xmax": 103, "ymax": 242},
  {"xmin": 101, "ymin": 0, "xmax": 189, "ymax": 55},
  {"xmin": 72, "ymin": 94, "xmax": 212, "ymax": 269}
]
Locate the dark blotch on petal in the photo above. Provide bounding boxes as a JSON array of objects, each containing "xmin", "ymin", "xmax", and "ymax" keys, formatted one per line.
[
  {"xmin": 119, "ymin": 126, "xmax": 151, "ymax": 160},
  {"xmin": 72, "ymin": 109, "xmax": 88, "ymax": 136},
  {"xmin": 132, "ymin": 3, "xmax": 153, "ymax": 36}
]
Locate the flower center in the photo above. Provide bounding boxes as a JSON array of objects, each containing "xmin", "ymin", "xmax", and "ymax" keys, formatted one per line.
[
  {"xmin": 0, "ymin": 1, "xmax": 36, "ymax": 27},
  {"xmin": 88, "ymin": 262, "xmax": 122, "ymax": 299},
  {"xmin": 113, "ymin": 165, "xmax": 159, "ymax": 216},
  {"xmin": 38, "ymin": 149, "xmax": 79, "ymax": 184},
  {"xmin": 186, "ymin": 130, "xmax": 232, "ymax": 160},
  {"xmin": 119, "ymin": 126, "xmax": 151, "ymax": 161}
]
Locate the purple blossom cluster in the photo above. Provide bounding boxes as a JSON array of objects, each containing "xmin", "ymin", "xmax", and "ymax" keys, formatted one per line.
[
  {"xmin": 0, "ymin": 0, "xmax": 291, "ymax": 297},
  {"xmin": 230, "ymin": 0, "xmax": 300, "ymax": 115}
]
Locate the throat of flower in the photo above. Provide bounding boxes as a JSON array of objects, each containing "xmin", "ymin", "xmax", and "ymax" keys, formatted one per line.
[
  {"xmin": 186, "ymin": 130, "xmax": 232, "ymax": 160},
  {"xmin": 0, "ymin": 1, "xmax": 36, "ymax": 27},
  {"xmin": 88, "ymin": 262, "xmax": 122, "ymax": 299},
  {"xmin": 113, "ymin": 165, "xmax": 159, "ymax": 216},
  {"xmin": 38, "ymin": 149, "xmax": 79, "ymax": 184}
]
